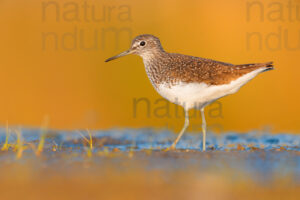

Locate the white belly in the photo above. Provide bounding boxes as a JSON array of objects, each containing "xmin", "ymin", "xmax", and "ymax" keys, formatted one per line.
[{"xmin": 156, "ymin": 68, "xmax": 265, "ymax": 110}]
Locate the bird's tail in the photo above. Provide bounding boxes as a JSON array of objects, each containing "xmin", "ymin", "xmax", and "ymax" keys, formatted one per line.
[
  {"xmin": 235, "ymin": 61, "xmax": 274, "ymax": 72},
  {"xmin": 261, "ymin": 62, "xmax": 274, "ymax": 72}
]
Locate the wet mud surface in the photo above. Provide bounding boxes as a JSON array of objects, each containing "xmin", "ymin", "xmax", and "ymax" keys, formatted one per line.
[{"xmin": 0, "ymin": 128, "xmax": 299, "ymax": 200}]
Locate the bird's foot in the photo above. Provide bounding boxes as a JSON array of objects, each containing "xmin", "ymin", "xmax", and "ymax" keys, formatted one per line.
[{"xmin": 163, "ymin": 144, "xmax": 176, "ymax": 152}]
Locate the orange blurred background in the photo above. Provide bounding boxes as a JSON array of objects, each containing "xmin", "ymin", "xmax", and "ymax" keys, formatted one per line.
[{"xmin": 0, "ymin": 0, "xmax": 299, "ymax": 132}]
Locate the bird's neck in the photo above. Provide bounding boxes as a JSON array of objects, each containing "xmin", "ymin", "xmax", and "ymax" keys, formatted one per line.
[
  {"xmin": 139, "ymin": 48, "xmax": 166, "ymax": 62},
  {"xmin": 140, "ymin": 50, "xmax": 169, "ymax": 87}
]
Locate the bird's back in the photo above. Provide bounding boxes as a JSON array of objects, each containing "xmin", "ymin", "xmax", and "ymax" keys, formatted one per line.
[{"xmin": 145, "ymin": 52, "xmax": 273, "ymax": 87}]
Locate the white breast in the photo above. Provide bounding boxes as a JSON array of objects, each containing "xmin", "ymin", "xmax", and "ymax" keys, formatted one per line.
[{"xmin": 156, "ymin": 68, "xmax": 266, "ymax": 110}]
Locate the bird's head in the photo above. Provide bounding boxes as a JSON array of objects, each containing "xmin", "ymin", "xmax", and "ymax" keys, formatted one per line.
[{"xmin": 105, "ymin": 34, "xmax": 164, "ymax": 62}]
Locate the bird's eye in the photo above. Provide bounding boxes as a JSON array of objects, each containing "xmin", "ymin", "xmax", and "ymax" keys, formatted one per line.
[{"xmin": 140, "ymin": 41, "xmax": 146, "ymax": 46}]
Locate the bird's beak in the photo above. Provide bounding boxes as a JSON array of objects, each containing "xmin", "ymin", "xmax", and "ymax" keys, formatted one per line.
[{"xmin": 105, "ymin": 49, "xmax": 132, "ymax": 62}]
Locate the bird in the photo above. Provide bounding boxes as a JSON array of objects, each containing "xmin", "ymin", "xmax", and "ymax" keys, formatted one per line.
[{"xmin": 105, "ymin": 34, "xmax": 273, "ymax": 151}]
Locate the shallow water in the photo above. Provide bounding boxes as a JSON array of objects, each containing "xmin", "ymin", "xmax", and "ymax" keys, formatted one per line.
[{"xmin": 0, "ymin": 128, "xmax": 299, "ymax": 200}]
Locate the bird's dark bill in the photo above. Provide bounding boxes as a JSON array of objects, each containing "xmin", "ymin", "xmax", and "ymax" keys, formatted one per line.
[{"xmin": 105, "ymin": 50, "xmax": 131, "ymax": 62}]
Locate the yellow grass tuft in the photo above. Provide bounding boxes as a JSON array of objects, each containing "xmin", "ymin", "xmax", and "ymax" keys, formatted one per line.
[
  {"xmin": 85, "ymin": 147, "xmax": 92, "ymax": 158},
  {"xmin": 78, "ymin": 129, "xmax": 93, "ymax": 157},
  {"xmin": 87, "ymin": 129, "xmax": 93, "ymax": 150},
  {"xmin": 1, "ymin": 121, "xmax": 11, "ymax": 151}
]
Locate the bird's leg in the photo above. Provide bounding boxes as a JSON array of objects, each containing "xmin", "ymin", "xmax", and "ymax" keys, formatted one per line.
[
  {"xmin": 167, "ymin": 110, "xmax": 189, "ymax": 150},
  {"xmin": 201, "ymin": 107, "xmax": 206, "ymax": 151}
]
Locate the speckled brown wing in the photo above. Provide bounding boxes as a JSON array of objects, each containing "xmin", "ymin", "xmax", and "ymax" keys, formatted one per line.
[{"xmin": 166, "ymin": 53, "xmax": 273, "ymax": 85}]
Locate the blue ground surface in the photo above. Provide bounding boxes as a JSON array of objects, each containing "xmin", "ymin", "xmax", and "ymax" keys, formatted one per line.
[
  {"xmin": 0, "ymin": 128, "xmax": 298, "ymax": 151},
  {"xmin": 0, "ymin": 128, "xmax": 299, "ymax": 183}
]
